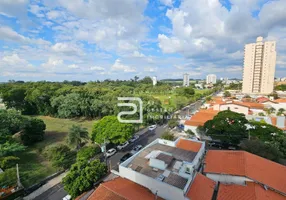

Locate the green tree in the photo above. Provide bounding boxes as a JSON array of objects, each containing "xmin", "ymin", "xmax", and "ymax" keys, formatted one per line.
[
  {"xmin": 91, "ymin": 116, "xmax": 134, "ymax": 144},
  {"xmin": 0, "ymin": 156, "xmax": 20, "ymax": 170},
  {"xmin": 203, "ymin": 110, "xmax": 248, "ymax": 145},
  {"xmin": 240, "ymin": 140, "xmax": 282, "ymax": 162},
  {"xmin": 21, "ymin": 118, "xmax": 46, "ymax": 145},
  {"xmin": 258, "ymin": 112, "xmax": 265, "ymax": 116},
  {"xmin": 62, "ymin": 160, "xmax": 107, "ymax": 198},
  {"xmin": 0, "ymin": 109, "xmax": 26, "ymax": 135},
  {"xmin": 277, "ymin": 108, "xmax": 285, "ymax": 116},
  {"xmin": 186, "ymin": 129, "xmax": 195, "ymax": 136},
  {"xmin": 45, "ymin": 145, "xmax": 76, "ymax": 169},
  {"xmin": 206, "ymin": 96, "xmax": 212, "ymax": 101},
  {"xmin": 168, "ymin": 119, "xmax": 179, "ymax": 129},
  {"xmin": 0, "ymin": 168, "xmax": 17, "ymax": 188},
  {"xmin": 68, "ymin": 125, "xmax": 89, "ymax": 149},
  {"xmin": 223, "ymin": 91, "xmax": 231, "ymax": 97},
  {"xmin": 76, "ymin": 146, "xmax": 101, "ymax": 161},
  {"xmin": 161, "ymin": 131, "xmax": 175, "ymax": 141}
]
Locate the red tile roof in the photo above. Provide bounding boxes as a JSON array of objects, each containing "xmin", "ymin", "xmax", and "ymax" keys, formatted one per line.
[
  {"xmin": 176, "ymin": 139, "xmax": 202, "ymax": 152},
  {"xmin": 184, "ymin": 109, "xmax": 219, "ymax": 126},
  {"xmin": 204, "ymin": 151, "xmax": 286, "ymax": 194},
  {"xmin": 274, "ymin": 98, "xmax": 286, "ymax": 103},
  {"xmin": 217, "ymin": 182, "xmax": 286, "ymax": 200},
  {"xmin": 187, "ymin": 173, "xmax": 216, "ymax": 200},
  {"xmin": 256, "ymin": 97, "xmax": 270, "ymax": 103},
  {"xmin": 88, "ymin": 177, "xmax": 163, "ymax": 200}
]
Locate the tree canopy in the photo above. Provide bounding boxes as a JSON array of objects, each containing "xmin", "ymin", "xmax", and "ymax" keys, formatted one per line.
[
  {"xmin": 67, "ymin": 125, "xmax": 89, "ymax": 149},
  {"xmin": 91, "ymin": 116, "xmax": 134, "ymax": 144},
  {"xmin": 203, "ymin": 110, "xmax": 248, "ymax": 145},
  {"xmin": 62, "ymin": 159, "xmax": 107, "ymax": 198}
]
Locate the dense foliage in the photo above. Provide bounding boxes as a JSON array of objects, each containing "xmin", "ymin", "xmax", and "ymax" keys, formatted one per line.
[
  {"xmin": 91, "ymin": 116, "xmax": 134, "ymax": 144},
  {"xmin": 20, "ymin": 118, "xmax": 46, "ymax": 145},
  {"xmin": 161, "ymin": 131, "xmax": 175, "ymax": 141},
  {"xmin": 275, "ymin": 84, "xmax": 286, "ymax": 91},
  {"xmin": 45, "ymin": 144, "xmax": 76, "ymax": 169},
  {"xmin": 203, "ymin": 110, "xmax": 249, "ymax": 145},
  {"xmin": 76, "ymin": 146, "xmax": 101, "ymax": 161},
  {"xmin": 62, "ymin": 159, "xmax": 107, "ymax": 198},
  {"xmin": 168, "ymin": 119, "xmax": 179, "ymax": 128},
  {"xmin": 0, "ymin": 168, "xmax": 17, "ymax": 188}
]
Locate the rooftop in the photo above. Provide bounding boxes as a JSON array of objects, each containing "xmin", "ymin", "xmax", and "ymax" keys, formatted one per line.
[
  {"xmin": 274, "ymin": 98, "xmax": 286, "ymax": 103},
  {"xmin": 186, "ymin": 173, "xmax": 216, "ymax": 200},
  {"xmin": 184, "ymin": 109, "xmax": 218, "ymax": 127},
  {"xmin": 217, "ymin": 182, "xmax": 286, "ymax": 200},
  {"xmin": 87, "ymin": 177, "xmax": 163, "ymax": 200},
  {"xmin": 127, "ymin": 142, "xmax": 198, "ymax": 189},
  {"xmin": 204, "ymin": 150, "xmax": 286, "ymax": 195}
]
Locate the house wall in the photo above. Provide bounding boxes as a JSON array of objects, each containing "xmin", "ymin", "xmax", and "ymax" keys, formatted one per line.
[
  {"xmin": 119, "ymin": 165, "xmax": 186, "ymax": 200},
  {"xmin": 219, "ymin": 104, "xmax": 249, "ymax": 115},
  {"xmin": 250, "ymin": 108, "xmax": 264, "ymax": 115},
  {"xmin": 206, "ymin": 173, "xmax": 253, "ymax": 185}
]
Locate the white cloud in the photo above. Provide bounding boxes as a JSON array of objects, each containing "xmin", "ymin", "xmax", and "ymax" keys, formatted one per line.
[
  {"xmin": 51, "ymin": 42, "xmax": 84, "ymax": 56},
  {"xmin": 42, "ymin": 58, "xmax": 63, "ymax": 68},
  {"xmin": 0, "ymin": 0, "xmax": 28, "ymax": 17},
  {"xmin": 29, "ymin": 4, "xmax": 45, "ymax": 17},
  {"xmin": 159, "ymin": 0, "xmax": 173, "ymax": 7},
  {"xmin": 2, "ymin": 54, "xmax": 27, "ymax": 65},
  {"xmin": 0, "ymin": 53, "xmax": 36, "ymax": 72},
  {"xmin": 144, "ymin": 67, "xmax": 157, "ymax": 72},
  {"xmin": 111, "ymin": 59, "xmax": 136, "ymax": 72},
  {"xmin": 68, "ymin": 64, "xmax": 79, "ymax": 69},
  {"xmin": 132, "ymin": 51, "xmax": 145, "ymax": 58},
  {"xmin": 0, "ymin": 26, "xmax": 50, "ymax": 45},
  {"xmin": 90, "ymin": 66, "xmax": 105, "ymax": 71}
]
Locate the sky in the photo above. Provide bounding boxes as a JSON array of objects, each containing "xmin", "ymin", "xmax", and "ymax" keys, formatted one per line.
[{"xmin": 0, "ymin": 0, "xmax": 286, "ymax": 82}]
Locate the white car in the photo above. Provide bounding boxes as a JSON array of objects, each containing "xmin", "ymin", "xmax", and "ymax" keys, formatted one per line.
[
  {"xmin": 117, "ymin": 141, "xmax": 129, "ymax": 150},
  {"xmin": 131, "ymin": 145, "xmax": 143, "ymax": 155},
  {"xmin": 129, "ymin": 135, "xmax": 139, "ymax": 143},
  {"xmin": 148, "ymin": 125, "xmax": 157, "ymax": 131},
  {"xmin": 63, "ymin": 195, "xmax": 71, "ymax": 200},
  {"xmin": 106, "ymin": 148, "xmax": 117, "ymax": 157}
]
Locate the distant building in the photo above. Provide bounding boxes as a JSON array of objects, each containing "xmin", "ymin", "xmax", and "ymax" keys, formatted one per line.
[
  {"xmin": 183, "ymin": 73, "xmax": 189, "ymax": 87},
  {"xmin": 242, "ymin": 36, "xmax": 276, "ymax": 94},
  {"xmin": 206, "ymin": 74, "xmax": 217, "ymax": 84},
  {"xmin": 152, "ymin": 76, "xmax": 157, "ymax": 86}
]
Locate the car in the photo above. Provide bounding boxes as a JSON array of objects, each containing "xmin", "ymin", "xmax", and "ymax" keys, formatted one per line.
[
  {"xmin": 117, "ymin": 141, "xmax": 129, "ymax": 150},
  {"xmin": 208, "ymin": 142, "xmax": 223, "ymax": 149},
  {"xmin": 63, "ymin": 195, "xmax": 71, "ymax": 200},
  {"xmin": 120, "ymin": 153, "xmax": 133, "ymax": 163},
  {"xmin": 131, "ymin": 145, "xmax": 143, "ymax": 155},
  {"xmin": 106, "ymin": 148, "xmax": 117, "ymax": 157},
  {"xmin": 129, "ymin": 135, "xmax": 139, "ymax": 143},
  {"xmin": 148, "ymin": 125, "xmax": 157, "ymax": 131}
]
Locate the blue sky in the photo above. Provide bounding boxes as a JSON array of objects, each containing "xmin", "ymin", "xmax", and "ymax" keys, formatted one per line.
[{"xmin": 0, "ymin": 0, "xmax": 286, "ymax": 81}]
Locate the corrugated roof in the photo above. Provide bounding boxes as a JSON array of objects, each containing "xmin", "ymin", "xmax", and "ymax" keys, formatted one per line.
[
  {"xmin": 176, "ymin": 139, "xmax": 202, "ymax": 152},
  {"xmin": 88, "ymin": 177, "xmax": 163, "ymax": 200},
  {"xmin": 217, "ymin": 182, "xmax": 286, "ymax": 200},
  {"xmin": 204, "ymin": 150, "xmax": 286, "ymax": 195},
  {"xmin": 187, "ymin": 173, "xmax": 216, "ymax": 200}
]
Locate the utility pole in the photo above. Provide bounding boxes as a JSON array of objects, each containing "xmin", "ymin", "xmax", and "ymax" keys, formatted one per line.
[{"xmin": 16, "ymin": 164, "xmax": 23, "ymax": 188}]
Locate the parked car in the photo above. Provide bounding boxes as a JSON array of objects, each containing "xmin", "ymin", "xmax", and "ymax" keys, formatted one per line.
[
  {"xmin": 131, "ymin": 145, "xmax": 143, "ymax": 155},
  {"xmin": 106, "ymin": 148, "xmax": 117, "ymax": 157},
  {"xmin": 117, "ymin": 141, "xmax": 129, "ymax": 150},
  {"xmin": 63, "ymin": 195, "xmax": 71, "ymax": 200},
  {"xmin": 120, "ymin": 153, "xmax": 133, "ymax": 163},
  {"xmin": 148, "ymin": 125, "xmax": 157, "ymax": 131},
  {"xmin": 129, "ymin": 135, "xmax": 139, "ymax": 143}
]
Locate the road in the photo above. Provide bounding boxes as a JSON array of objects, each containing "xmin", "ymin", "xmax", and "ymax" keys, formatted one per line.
[
  {"xmin": 106, "ymin": 124, "xmax": 168, "ymax": 170},
  {"xmin": 33, "ymin": 183, "xmax": 67, "ymax": 200}
]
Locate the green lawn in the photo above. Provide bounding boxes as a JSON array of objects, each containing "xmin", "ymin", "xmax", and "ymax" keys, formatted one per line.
[{"xmin": 15, "ymin": 116, "xmax": 95, "ymax": 187}]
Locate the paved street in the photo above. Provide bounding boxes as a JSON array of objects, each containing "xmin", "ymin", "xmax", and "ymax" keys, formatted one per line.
[
  {"xmin": 33, "ymin": 183, "xmax": 67, "ymax": 200},
  {"xmin": 107, "ymin": 124, "xmax": 168, "ymax": 170}
]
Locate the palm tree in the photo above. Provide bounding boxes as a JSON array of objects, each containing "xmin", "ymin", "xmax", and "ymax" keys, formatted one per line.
[
  {"xmin": 277, "ymin": 108, "xmax": 285, "ymax": 116},
  {"xmin": 67, "ymin": 125, "xmax": 89, "ymax": 150}
]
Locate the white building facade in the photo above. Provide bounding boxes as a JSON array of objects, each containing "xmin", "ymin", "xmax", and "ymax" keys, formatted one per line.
[
  {"xmin": 206, "ymin": 74, "xmax": 217, "ymax": 84},
  {"xmin": 152, "ymin": 76, "xmax": 157, "ymax": 86},
  {"xmin": 183, "ymin": 73, "xmax": 189, "ymax": 87},
  {"xmin": 242, "ymin": 36, "xmax": 276, "ymax": 94}
]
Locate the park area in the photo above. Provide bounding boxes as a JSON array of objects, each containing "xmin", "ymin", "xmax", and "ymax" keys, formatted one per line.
[{"xmin": 16, "ymin": 116, "xmax": 95, "ymax": 187}]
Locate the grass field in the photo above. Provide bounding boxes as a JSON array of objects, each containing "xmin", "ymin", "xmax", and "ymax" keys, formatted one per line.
[{"xmin": 16, "ymin": 116, "xmax": 95, "ymax": 187}]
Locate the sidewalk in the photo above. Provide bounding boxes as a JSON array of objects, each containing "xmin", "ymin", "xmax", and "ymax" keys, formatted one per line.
[{"xmin": 23, "ymin": 172, "xmax": 68, "ymax": 200}]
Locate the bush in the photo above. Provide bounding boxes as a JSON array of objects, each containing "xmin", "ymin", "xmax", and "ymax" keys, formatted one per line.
[
  {"xmin": 168, "ymin": 119, "xmax": 179, "ymax": 129},
  {"xmin": 76, "ymin": 146, "xmax": 101, "ymax": 161},
  {"xmin": 0, "ymin": 168, "xmax": 17, "ymax": 188},
  {"xmin": 21, "ymin": 118, "xmax": 46, "ymax": 145},
  {"xmin": 45, "ymin": 144, "xmax": 76, "ymax": 169},
  {"xmin": 0, "ymin": 156, "xmax": 20, "ymax": 170},
  {"xmin": 161, "ymin": 131, "xmax": 175, "ymax": 141}
]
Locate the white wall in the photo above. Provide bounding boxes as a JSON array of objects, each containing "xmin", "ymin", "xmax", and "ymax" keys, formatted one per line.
[
  {"xmin": 184, "ymin": 125, "xmax": 200, "ymax": 137},
  {"xmin": 219, "ymin": 104, "xmax": 249, "ymax": 115},
  {"xmin": 206, "ymin": 173, "xmax": 253, "ymax": 185},
  {"xmin": 119, "ymin": 166, "xmax": 186, "ymax": 200}
]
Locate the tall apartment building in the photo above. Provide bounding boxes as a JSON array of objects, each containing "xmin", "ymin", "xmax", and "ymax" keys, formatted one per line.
[
  {"xmin": 183, "ymin": 73, "xmax": 189, "ymax": 87},
  {"xmin": 242, "ymin": 36, "xmax": 276, "ymax": 94},
  {"xmin": 206, "ymin": 74, "xmax": 217, "ymax": 84},
  {"xmin": 152, "ymin": 76, "xmax": 157, "ymax": 86}
]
